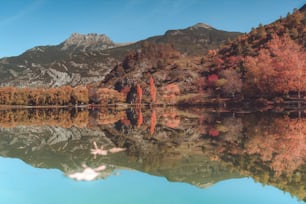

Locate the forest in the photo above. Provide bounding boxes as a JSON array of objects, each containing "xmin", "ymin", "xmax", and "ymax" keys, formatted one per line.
[{"xmin": 204, "ymin": 8, "xmax": 306, "ymax": 99}]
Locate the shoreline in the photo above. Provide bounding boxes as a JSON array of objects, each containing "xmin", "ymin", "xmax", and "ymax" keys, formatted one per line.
[{"xmin": 0, "ymin": 98, "xmax": 305, "ymax": 112}]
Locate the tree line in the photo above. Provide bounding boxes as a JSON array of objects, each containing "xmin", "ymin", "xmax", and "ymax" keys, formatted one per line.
[{"xmin": 0, "ymin": 85, "xmax": 88, "ymax": 106}]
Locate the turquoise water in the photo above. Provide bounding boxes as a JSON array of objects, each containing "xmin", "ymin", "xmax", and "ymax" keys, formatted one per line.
[{"xmin": 0, "ymin": 157, "xmax": 303, "ymax": 204}]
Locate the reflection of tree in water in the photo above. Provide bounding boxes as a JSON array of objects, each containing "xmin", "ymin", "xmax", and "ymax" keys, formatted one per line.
[
  {"xmin": 0, "ymin": 108, "xmax": 304, "ymax": 200},
  {"xmin": 222, "ymin": 117, "xmax": 243, "ymax": 142},
  {"xmin": 243, "ymin": 116, "xmax": 305, "ymax": 176},
  {"xmin": 105, "ymin": 108, "xmax": 305, "ymax": 201},
  {"xmin": 0, "ymin": 108, "xmax": 89, "ymax": 128},
  {"xmin": 216, "ymin": 113, "xmax": 306, "ymax": 201}
]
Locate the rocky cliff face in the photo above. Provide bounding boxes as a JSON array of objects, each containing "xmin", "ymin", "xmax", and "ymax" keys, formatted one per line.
[
  {"xmin": 0, "ymin": 24, "xmax": 242, "ymax": 88},
  {"xmin": 60, "ymin": 33, "xmax": 116, "ymax": 51}
]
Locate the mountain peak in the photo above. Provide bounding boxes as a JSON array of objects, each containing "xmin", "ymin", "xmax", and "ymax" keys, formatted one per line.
[
  {"xmin": 61, "ymin": 33, "xmax": 115, "ymax": 50},
  {"xmin": 66, "ymin": 33, "xmax": 113, "ymax": 43},
  {"xmin": 189, "ymin": 23, "xmax": 214, "ymax": 30}
]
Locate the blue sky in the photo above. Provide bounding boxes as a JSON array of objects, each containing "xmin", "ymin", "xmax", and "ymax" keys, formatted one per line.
[{"xmin": 0, "ymin": 0, "xmax": 304, "ymax": 58}]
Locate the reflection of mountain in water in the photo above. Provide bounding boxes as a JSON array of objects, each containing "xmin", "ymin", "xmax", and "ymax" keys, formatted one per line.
[
  {"xmin": 0, "ymin": 108, "xmax": 304, "ymax": 201},
  {"xmin": 0, "ymin": 108, "xmax": 241, "ymax": 188}
]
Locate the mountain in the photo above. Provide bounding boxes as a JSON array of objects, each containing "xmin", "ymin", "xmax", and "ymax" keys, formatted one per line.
[
  {"xmin": 3, "ymin": 33, "xmax": 116, "ymax": 65},
  {"xmin": 143, "ymin": 23, "xmax": 241, "ymax": 55},
  {"xmin": 100, "ymin": 4, "xmax": 306, "ymax": 104},
  {"xmin": 61, "ymin": 33, "xmax": 116, "ymax": 51},
  {"xmin": 0, "ymin": 24, "xmax": 242, "ymax": 88},
  {"xmin": 0, "ymin": 33, "xmax": 119, "ymax": 87}
]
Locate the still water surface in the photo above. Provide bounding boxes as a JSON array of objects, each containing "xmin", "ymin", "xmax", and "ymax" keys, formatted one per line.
[
  {"xmin": 0, "ymin": 108, "xmax": 304, "ymax": 204},
  {"xmin": 0, "ymin": 157, "xmax": 301, "ymax": 204}
]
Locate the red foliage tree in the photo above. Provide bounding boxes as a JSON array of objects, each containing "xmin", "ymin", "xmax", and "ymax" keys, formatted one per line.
[
  {"xmin": 244, "ymin": 34, "xmax": 306, "ymax": 97},
  {"xmin": 267, "ymin": 34, "xmax": 306, "ymax": 98},
  {"xmin": 208, "ymin": 128, "xmax": 220, "ymax": 137},
  {"xmin": 207, "ymin": 74, "xmax": 219, "ymax": 87}
]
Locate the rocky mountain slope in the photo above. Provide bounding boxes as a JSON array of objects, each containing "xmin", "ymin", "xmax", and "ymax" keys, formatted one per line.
[
  {"xmin": 0, "ymin": 33, "xmax": 119, "ymax": 87},
  {"xmin": 0, "ymin": 24, "xmax": 241, "ymax": 88}
]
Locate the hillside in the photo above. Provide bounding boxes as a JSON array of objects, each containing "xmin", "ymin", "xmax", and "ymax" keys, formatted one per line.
[
  {"xmin": 139, "ymin": 23, "xmax": 241, "ymax": 55},
  {"xmin": 99, "ymin": 5, "xmax": 305, "ymax": 106},
  {"xmin": 0, "ymin": 33, "xmax": 120, "ymax": 87},
  {"xmin": 0, "ymin": 24, "xmax": 241, "ymax": 88},
  {"xmin": 204, "ymin": 6, "xmax": 306, "ymax": 100}
]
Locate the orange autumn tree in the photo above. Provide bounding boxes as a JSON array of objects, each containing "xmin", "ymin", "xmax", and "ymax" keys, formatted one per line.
[
  {"xmin": 71, "ymin": 85, "xmax": 89, "ymax": 105},
  {"xmin": 244, "ymin": 34, "xmax": 306, "ymax": 97},
  {"xmin": 0, "ymin": 87, "xmax": 15, "ymax": 105},
  {"xmin": 267, "ymin": 34, "xmax": 306, "ymax": 98}
]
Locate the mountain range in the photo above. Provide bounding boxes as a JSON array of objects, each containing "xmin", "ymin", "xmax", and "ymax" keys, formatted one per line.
[
  {"xmin": 0, "ymin": 4, "xmax": 305, "ymax": 105},
  {"xmin": 0, "ymin": 23, "xmax": 242, "ymax": 88}
]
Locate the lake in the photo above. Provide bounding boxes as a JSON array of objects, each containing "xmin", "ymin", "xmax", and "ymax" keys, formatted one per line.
[{"xmin": 0, "ymin": 107, "xmax": 304, "ymax": 204}]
